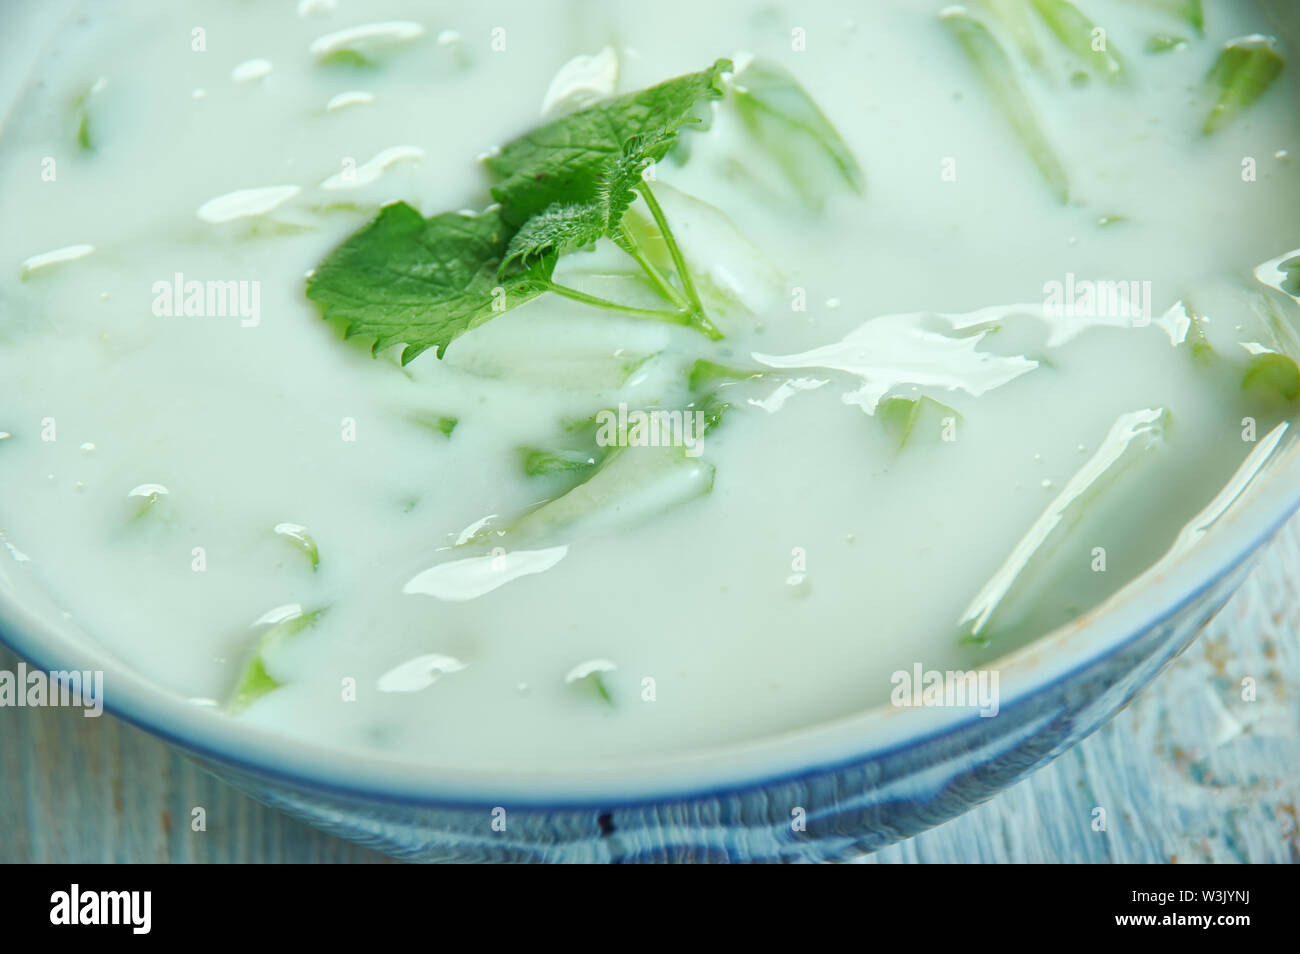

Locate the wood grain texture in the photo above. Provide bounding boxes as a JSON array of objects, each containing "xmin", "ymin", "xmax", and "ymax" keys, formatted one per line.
[{"xmin": 2, "ymin": 522, "xmax": 1298, "ymax": 864}]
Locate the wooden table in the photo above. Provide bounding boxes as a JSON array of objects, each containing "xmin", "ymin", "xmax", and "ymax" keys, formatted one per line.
[{"xmin": 3, "ymin": 522, "xmax": 1298, "ymax": 864}]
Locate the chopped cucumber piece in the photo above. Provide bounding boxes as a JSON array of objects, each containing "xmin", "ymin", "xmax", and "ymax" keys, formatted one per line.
[
  {"xmin": 127, "ymin": 483, "xmax": 169, "ymax": 522},
  {"xmin": 442, "ymin": 317, "xmax": 660, "ymax": 390},
  {"xmin": 984, "ymin": 0, "xmax": 1045, "ymax": 67},
  {"xmin": 1242, "ymin": 351, "xmax": 1300, "ymax": 402},
  {"xmin": 70, "ymin": 82, "xmax": 101, "ymax": 152},
  {"xmin": 1146, "ymin": 34, "xmax": 1189, "ymax": 54},
  {"xmin": 317, "ymin": 49, "xmax": 377, "ymax": 69},
  {"xmin": 942, "ymin": 8, "xmax": 1070, "ymax": 203},
  {"xmin": 1029, "ymin": 0, "xmax": 1126, "ymax": 82},
  {"xmin": 687, "ymin": 359, "xmax": 767, "ymax": 391},
  {"xmin": 505, "ymin": 444, "xmax": 714, "ymax": 545},
  {"xmin": 228, "ymin": 607, "xmax": 326, "ymax": 711},
  {"xmin": 1182, "ymin": 302, "xmax": 1216, "ymax": 364},
  {"xmin": 565, "ymin": 659, "xmax": 617, "ymax": 706},
  {"xmin": 960, "ymin": 408, "xmax": 1170, "ymax": 643},
  {"xmin": 1282, "ymin": 256, "xmax": 1300, "ymax": 298},
  {"xmin": 409, "ymin": 412, "xmax": 458, "ymax": 438},
  {"xmin": 730, "ymin": 59, "xmax": 864, "ymax": 209},
  {"xmin": 230, "ymin": 658, "xmax": 279, "ymax": 712},
  {"xmin": 878, "ymin": 395, "xmax": 960, "ymax": 450},
  {"xmin": 519, "ymin": 446, "xmax": 603, "ymax": 477},
  {"xmin": 1204, "ymin": 36, "xmax": 1285, "ymax": 135},
  {"xmin": 274, "ymin": 522, "xmax": 320, "ymax": 571}
]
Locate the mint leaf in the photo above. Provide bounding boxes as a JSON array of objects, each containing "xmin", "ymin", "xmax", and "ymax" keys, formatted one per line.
[
  {"xmin": 307, "ymin": 202, "xmax": 554, "ymax": 363},
  {"xmin": 486, "ymin": 59, "xmax": 732, "ymax": 225},
  {"xmin": 308, "ymin": 62, "xmax": 733, "ymax": 361},
  {"xmin": 500, "ymin": 133, "xmax": 664, "ymax": 273},
  {"xmin": 499, "ymin": 201, "xmax": 606, "ymax": 273},
  {"xmin": 731, "ymin": 60, "xmax": 864, "ymax": 207}
]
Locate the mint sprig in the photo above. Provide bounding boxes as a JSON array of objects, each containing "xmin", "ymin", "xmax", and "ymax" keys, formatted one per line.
[
  {"xmin": 485, "ymin": 60, "xmax": 730, "ymax": 225},
  {"xmin": 308, "ymin": 59, "xmax": 733, "ymax": 361},
  {"xmin": 307, "ymin": 204, "xmax": 553, "ymax": 363}
]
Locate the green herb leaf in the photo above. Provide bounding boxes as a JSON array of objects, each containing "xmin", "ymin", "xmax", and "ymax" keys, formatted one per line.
[
  {"xmin": 499, "ymin": 132, "xmax": 666, "ymax": 273},
  {"xmin": 485, "ymin": 59, "xmax": 732, "ymax": 225},
  {"xmin": 307, "ymin": 202, "xmax": 554, "ymax": 363},
  {"xmin": 499, "ymin": 201, "xmax": 605, "ymax": 274}
]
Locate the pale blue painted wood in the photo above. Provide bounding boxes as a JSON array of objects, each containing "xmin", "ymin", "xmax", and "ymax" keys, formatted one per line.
[{"xmin": 3, "ymin": 522, "xmax": 1298, "ymax": 864}]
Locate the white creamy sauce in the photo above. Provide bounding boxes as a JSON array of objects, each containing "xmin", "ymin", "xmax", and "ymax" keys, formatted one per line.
[{"xmin": 1, "ymin": 0, "xmax": 1298, "ymax": 769}]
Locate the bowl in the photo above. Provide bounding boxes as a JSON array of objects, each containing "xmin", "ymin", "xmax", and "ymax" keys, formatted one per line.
[
  {"xmin": 3, "ymin": 421, "xmax": 1297, "ymax": 862},
  {"xmin": 3, "ymin": 0, "xmax": 1298, "ymax": 863}
]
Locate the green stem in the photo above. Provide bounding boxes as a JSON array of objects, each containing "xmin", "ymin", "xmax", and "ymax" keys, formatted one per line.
[
  {"xmin": 636, "ymin": 181, "xmax": 722, "ymax": 340},
  {"xmin": 615, "ymin": 227, "xmax": 691, "ymax": 311},
  {"xmin": 544, "ymin": 281, "xmax": 695, "ymax": 328}
]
